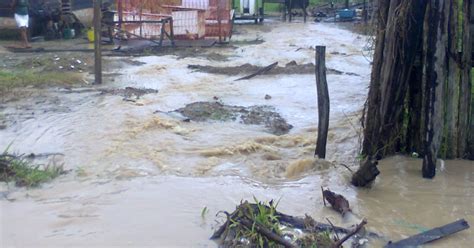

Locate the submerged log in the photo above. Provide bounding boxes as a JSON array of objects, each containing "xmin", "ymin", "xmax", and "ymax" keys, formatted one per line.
[{"xmin": 351, "ymin": 158, "xmax": 380, "ymax": 187}]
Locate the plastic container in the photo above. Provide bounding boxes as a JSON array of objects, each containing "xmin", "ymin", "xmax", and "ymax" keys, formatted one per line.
[
  {"xmin": 87, "ymin": 28, "xmax": 94, "ymax": 42},
  {"xmin": 63, "ymin": 28, "xmax": 73, "ymax": 39}
]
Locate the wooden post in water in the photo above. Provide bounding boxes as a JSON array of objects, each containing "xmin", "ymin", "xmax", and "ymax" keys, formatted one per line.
[
  {"xmin": 94, "ymin": 0, "xmax": 102, "ymax": 85},
  {"xmin": 315, "ymin": 46, "xmax": 330, "ymax": 159}
]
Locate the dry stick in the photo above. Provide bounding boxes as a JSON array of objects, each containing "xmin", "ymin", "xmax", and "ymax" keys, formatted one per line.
[
  {"xmin": 235, "ymin": 62, "xmax": 278, "ymax": 81},
  {"xmin": 321, "ymin": 186, "xmax": 327, "ymax": 206},
  {"xmin": 239, "ymin": 218, "xmax": 296, "ymax": 248},
  {"xmin": 326, "ymin": 218, "xmax": 340, "ymax": 240},
  {"xmin": 339, "ymin": 163, "xmax": 354, "ymax": 174},
  {"xmin": 332, "ymin": 219, "xmax": 367, "ymax": 248},
  {"xmin": 210, "ymin": 211, "xmax": 236, "ymax": 240}
]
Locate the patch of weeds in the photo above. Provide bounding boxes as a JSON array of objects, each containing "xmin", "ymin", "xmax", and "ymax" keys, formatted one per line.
[
  {"xmin": 0, "ymin": 69, "xmax": 82, "ymax": 92},
  {"xmin": 224, "ymin": 197, "xmax": 282, "ymax": 248},
  {"xmin": 231, "ymin": 39, "xmax": 265, "ymax": 46},
  {"xmin": 0, "ymin": 151, "xmax": 64, "ymax": 187},
  {"xmin": 296, "ymin": 230, "xmax": 334, "ymax": 248},
  {"xmin": 75, "ymin": 166, "xmax": 88, "ymax": 178},
  {"xmin": 214, "ymin": 198, "xmax": 348, "ymax": 247}
]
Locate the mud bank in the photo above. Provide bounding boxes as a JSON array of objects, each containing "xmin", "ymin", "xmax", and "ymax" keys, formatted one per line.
[{"xmin": 188, "ymin": 61, "xmax": 360, "ymax": 76}]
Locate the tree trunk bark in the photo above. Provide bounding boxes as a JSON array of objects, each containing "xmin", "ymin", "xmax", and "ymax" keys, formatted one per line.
[
  {"xmin": 361, "ymin": 0, "xmax": 427, "ymax": 158},
  {"xmin": 421, "ymin": 0, "xmax": 448, "ymax": 179},
  {"xmin": 355, "ymin": 0, "xmax": 473, "ymax": 185}
]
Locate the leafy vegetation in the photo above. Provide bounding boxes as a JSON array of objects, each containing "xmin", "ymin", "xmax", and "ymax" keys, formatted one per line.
[
  {"xmin": 213, "ymin": 197, "xmax": 341, "ymax": 247},
  {"xmin": 0, "ymin": 151, "xmax": 64, "ymax": 187},
  {"xmin": 229, "ymin": 197, "xmax": 282, "ymax": 247},
  {"xmin": 296, "ymin": 230, "xmax": 334, "ymax": 248}
]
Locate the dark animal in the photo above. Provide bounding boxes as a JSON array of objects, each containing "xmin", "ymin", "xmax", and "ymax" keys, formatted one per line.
[
  {"xmin": 285, "ymin": 0, "xmax": 309, "ymax": 22},
  {"xmin": 322, "ymin": 187, "xmax": 351, "ymax": 216}
]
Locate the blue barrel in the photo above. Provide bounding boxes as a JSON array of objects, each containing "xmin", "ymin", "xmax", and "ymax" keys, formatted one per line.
[{"xmin": 337, "ymin": 9, "xmax": 356, "ymax": 21}]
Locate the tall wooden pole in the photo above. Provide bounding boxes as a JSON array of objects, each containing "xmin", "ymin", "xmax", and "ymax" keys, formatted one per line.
[
  {"xmin": 315, "ymin": 46, "xmax": 330, "ymax": 159},
  {"xmin": 94, "ymin": 0, "xmax": 102, "ymax": 85}
]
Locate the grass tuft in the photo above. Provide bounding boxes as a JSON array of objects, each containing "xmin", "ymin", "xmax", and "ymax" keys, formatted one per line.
[
  {"xmin": 0, "ymin": 151, "xmax": 64, "ymax": 187},
  {"xmin": 0, "ymin": 69, "xmax": 83, "ymax": 93}
]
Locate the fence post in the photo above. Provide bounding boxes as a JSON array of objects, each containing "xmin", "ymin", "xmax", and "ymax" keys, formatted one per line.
[
  {"xmin": 94, "ymin": 0, "xmax": 102, "ymax": 85},
  {"xmin": 315, "ymin": 46, "xmax": 330, "ymax": 159}
]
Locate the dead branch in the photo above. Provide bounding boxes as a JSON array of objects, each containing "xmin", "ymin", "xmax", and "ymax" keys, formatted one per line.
[
  {"xmin": 321, "ymin": 186, "xmax": 327, "ymax": 206},
  {"xmin": 239, "ymin": 218, "xmax": 296, "ymax": 248},
  {"xmin": 339, "ymin": 163, "xmax": 354, "ymax": 174},
  {"xmin": 332, "ymin": 219, "xmax": 367, "ymax": 248},
  {"xmin": 326, "ymin": 218, "xmax": 340, "ymax": 240},
  {"xmin": 235, "ymin": 62, "xmax": 278, "ymax": 81},
  {"xmin": 210, "ymin": 211, "xmax": 236, "ymax": 240},
  {"xmin": 278, "ymin": 213, "xmax": 350, "ymax": 234}
]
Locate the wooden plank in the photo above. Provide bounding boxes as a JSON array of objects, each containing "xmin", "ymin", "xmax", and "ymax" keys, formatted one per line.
[
  {"xmin": 385, "ymin": 219, "xmax": 470, "ymax": 248},
  {"xmin": 314, "ymin": 46, "xmax": 330, "ymax": 159}
]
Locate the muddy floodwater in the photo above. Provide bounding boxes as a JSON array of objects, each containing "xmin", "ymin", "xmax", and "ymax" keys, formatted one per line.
[{"xmin": 1, "ymin": 21, "xmax": 473, "ymax": 247}]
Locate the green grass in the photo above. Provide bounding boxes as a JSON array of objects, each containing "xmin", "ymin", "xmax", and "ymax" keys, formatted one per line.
[
  {"xmin": 471, "ymin": 68, "xmax": 474, "ymax": 94},
  {"xmin": 0, "ymin": 69, "xmax": 82, "ymax": 92},
  {"xmin": 0, "ymin": 152, "xmax": 64, "ymax": 187},
  {"xmin": 230, "ymin": 197, "xmax": 283, "ymax": 247}
]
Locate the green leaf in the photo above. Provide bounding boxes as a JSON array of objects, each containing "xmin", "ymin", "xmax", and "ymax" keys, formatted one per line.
[{"xmin": 201, "ymin": 206, "xmax": 209, "ymax": 218}]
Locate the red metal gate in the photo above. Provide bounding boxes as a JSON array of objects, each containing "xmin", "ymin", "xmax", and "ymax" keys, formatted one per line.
[{"xmin": 115, "ymin": 0, "xmax": 232, "ymax": 41}]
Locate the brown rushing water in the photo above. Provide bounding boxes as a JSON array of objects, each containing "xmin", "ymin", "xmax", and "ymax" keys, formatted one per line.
[{"xmin": 1, "ymin": 21, "xmax": 473, "ymax": 247}]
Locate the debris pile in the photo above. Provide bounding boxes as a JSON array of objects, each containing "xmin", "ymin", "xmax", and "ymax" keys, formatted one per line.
[
  {"xmin": 174, "ymin": 102, "xmax": 293, "ymax": 135},
  {"xmin": 211, "ymin": 199, "xmax": 368, "ymax": 248}
]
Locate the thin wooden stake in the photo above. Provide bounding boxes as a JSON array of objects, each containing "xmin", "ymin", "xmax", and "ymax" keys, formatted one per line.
[
  {"xmin": 94, "ymin": 0, "xmax": 102, "ymax": 85},
  {"xmin": 315, "ymin": 46, "xmax": 330, "ymax": 159}
]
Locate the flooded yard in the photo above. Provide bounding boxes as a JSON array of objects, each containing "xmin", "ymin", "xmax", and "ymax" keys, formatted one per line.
[{"xmin": 1, "ymin": 20, "xmax": 473, "ymax": 247}]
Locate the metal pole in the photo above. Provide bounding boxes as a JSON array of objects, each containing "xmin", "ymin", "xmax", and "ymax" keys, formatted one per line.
[{"xmin": 94, "ymin": 0, "xmax": 102, "ymax": 85}]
